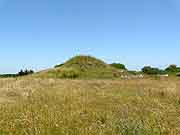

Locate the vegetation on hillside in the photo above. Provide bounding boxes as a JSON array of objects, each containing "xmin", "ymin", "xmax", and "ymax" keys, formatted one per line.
[
  {"xmin": 54, "ymin": 63, "xmax": 64, "ymax": 68},
  {"xmin": 50, "ymin": 56, "xmax": 180, "ymax": 78},
  {"xmin": 110, "ymin": 63, "xmax": 127, "ymax": 70},
  {"xmin": 40, "ymin": 56, "xmax": 128, "ymax": 79},
  {"xmin": 1, "ymin": 56, "xmax": 180, "ymax": 78}
]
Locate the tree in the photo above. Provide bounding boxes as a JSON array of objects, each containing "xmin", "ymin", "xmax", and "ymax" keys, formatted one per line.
[
  {"xmin": 17, "ymin": 69, "xmax": 34, "ymax": 76},
  {"xmin": 165, "ymin": 65, "xmax": 177, "ymax": 73},
  {"xmin": 110, "ymin": 63, "xmax": 127, "ymax": 70},
  {"xmin": 29, "ymin": 70, "xmax": 34, "ymax": 74},
  {"xmin": 142, "ymin": 66, "xmax": 151, "ymax": 74},
  {"xmin": 142, "ymin": 66, "xmax": 163, "ymax": 75},
  {"xmin": 24, "ymin": 69, "xmax": 29, "ymax": 75},
  {"xmin": 18, "ymin": 69, "xmax": 25, "ymax": 76}
]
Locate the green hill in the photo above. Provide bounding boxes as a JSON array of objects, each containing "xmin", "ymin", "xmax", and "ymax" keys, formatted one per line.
[{"xmin": 38, "ymin": 55, "xmax": 127, "ymax": 79}]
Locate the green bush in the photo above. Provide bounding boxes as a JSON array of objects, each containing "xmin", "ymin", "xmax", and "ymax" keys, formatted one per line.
[
  {"xmin": 59, "ymin": 68, "xmax": 80, "ymax": 79},
  {"xmin": 142, "ymin": 66, "xmax": 166, "ymax": 75},
  {"xmin": 110, "ymin": 63, "xmax": 127, "ymax": 70},
  {"xmin": 165, "ymin": 65, "xmax": 177, "ymax": 73},
  {"xmin": 165, "ymin": 65, "xmax": 180, "ymax": 75},
  {"xmin": 54, "ymin": 63, "xmax": 64, "ymax": 68}
]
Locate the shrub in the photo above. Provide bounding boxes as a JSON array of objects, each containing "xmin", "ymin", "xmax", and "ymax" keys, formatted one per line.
[
  {"xmin": 59, "ymin": 68, "xmax": 79, "ymax": 79},
  {"xmin": 142, "ymin": 66, "xmax": 165, "ymax": 75},
  {"xmin": 54, "ymin": 63, "xmax": 64, "ymax": 68},
  {"xmin": 165, "ymin": 65, "xmax": 177, "ymax": 73},
  {"xmin": 110, "ymin": 63, "xmax": 127, "ymax": 70}
]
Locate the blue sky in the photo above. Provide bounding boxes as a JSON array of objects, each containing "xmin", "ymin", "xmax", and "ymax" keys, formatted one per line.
[{"xmin": 0, "ymin": 0, "xmax": 180, "ymax": 73}]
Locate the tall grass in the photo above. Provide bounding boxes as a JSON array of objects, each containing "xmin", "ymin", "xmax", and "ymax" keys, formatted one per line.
[{"xmin": 0, "ymin": 78, "xmax": 180, "ymax": 135}]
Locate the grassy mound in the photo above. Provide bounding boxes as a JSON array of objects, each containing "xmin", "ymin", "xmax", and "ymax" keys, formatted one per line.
[{"xmin": 39, "ymin": 56, "xmax": 127, "ymax": 79}]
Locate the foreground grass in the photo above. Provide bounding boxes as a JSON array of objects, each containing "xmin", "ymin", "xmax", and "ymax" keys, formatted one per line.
[{"xmin": 0, "ymin": 77, "xmax": 180, "ymax": 135}]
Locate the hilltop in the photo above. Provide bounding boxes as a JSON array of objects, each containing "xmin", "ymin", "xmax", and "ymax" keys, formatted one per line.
[{"xmin": 38, "ymin": 55, "xmax": 128, "ymax": 79}]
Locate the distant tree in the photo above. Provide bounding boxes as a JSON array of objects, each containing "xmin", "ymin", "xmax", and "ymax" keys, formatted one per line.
[
  {"xmin": 110, "ymin": 63, "xmax": 127, "ymax": 70},
  {"xmin": 24, "ymin": 69, "xmax": 29, "ymax": 75},
  {"xmin": 18, "ymin": 69, "xmax": 34, "ymax": 76},
  {"xmin": 165, "ymin": 65, "xmax": 177, "ymax": 73},
  {"xmin": 177, "ymin": 67, "xmax": 180, "ymax": 72},
  {"xmin": 158, "ymin": 69, "xmax": 167, "ymax": 75},
  {"xmin": 29, "ymin": 70, "xmax": 34, "ymax": 74},
  {"xmin": 142, "ymin": 66, "xmax": 164, "ymax": 75},
  {"xmin": 18, "ymin": 69, "xmax": 25, "ymax": 76},
  {"xmin": 142, "ymin": 66, "xmax": 151, "ymax": 74}
]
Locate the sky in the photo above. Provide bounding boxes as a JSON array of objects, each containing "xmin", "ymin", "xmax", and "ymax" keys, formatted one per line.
[{"xmin": 0, "ymin": 0, "xmax": 180, "ymax": 73}]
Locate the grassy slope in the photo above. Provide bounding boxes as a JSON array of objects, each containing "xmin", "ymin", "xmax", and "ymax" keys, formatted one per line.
[
  {"xmin": 37, "ymin": 56, "xmax": 128, "ymax": 79},
  {"xmin": 0, "ymin": 77, "xmax": 180, "ymax": 135}
]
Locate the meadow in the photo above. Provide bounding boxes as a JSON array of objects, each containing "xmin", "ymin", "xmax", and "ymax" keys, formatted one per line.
[{"xmin": 0, "ymin": 77, "xmax": 180, "ymax": 135}]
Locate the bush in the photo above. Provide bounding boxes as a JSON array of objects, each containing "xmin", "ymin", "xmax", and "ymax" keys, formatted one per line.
[
  {"xmin": 110, "ymin": 63, "xmax": 127, "ymax": 70},
  {"xmin": 54, "ymin": 63, "xmax": 64, "ymax": 68},
  {"xmin": 165, "ymin": 65, "xmax": 177, "ymax": 73},
  {"xmin": 59, "ymin": 68, "xmax": 79, "ymax": 79},
  {"xmin": 142, "ymin": 66, "xmax": 165, "ymax": 75}
]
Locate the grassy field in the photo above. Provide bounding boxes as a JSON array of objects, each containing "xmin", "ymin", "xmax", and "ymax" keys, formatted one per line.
[{"xmin": 0, "ymin": 77, "xmax": 180, "ymax": 135}]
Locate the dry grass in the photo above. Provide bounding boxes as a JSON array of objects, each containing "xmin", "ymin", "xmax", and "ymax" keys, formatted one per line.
[{"xmin": 0, "ymin": 77, "xmax": 180, "ymax": 135}]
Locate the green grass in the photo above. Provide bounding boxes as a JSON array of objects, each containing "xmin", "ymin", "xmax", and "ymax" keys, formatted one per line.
[
  {"xmin": 0, "ymin": 77, "xmax": 180, "ymax": 134},
  {"xmin": 37, "ymin": 55, "xmax": 128, "ymax": 79}
]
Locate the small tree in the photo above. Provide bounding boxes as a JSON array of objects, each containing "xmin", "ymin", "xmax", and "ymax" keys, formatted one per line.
[
  {"xmin": 24, "ymin": 69, "xmax": 29, "ymax": 75},
  {"xmin": 18, "ymin": 69, "xmax": 25, "ymax": 76},
  {"xmin": 29, "ymin": 70, "xmax": 34, "ymax": 74}
]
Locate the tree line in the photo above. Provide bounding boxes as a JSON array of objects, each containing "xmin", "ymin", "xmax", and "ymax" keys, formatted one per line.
[
  {"xmin": 0, "ymin": 69, "xmax": 34, "ymax": 78},
  {"xmin": 142, "ymin": 64, "xmax": 180, "ymax": 75},
  {"xmin": 111, "ymin": 63, "xmax": 180, "ymax": 76}
]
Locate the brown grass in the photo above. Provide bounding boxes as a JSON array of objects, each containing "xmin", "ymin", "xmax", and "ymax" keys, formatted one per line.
[{"xmin": 0, "ymin": 77, "xmax": 180, "ymax": 134}]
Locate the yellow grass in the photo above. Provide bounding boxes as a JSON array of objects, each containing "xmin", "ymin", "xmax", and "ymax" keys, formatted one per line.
[{"xmin": 0, "ymin": 77, "xmax": 180, "ymax": 135}]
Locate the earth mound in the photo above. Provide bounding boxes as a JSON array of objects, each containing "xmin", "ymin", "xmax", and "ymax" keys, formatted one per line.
[{"xmin": 39, "ymin": 56, "xmax": 127, "ymax": 78}]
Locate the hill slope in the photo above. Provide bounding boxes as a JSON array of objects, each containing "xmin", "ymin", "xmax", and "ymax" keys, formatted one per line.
[{"xmin": 38, "ymin": 56, "xmax": 127, "ymax": 78}]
